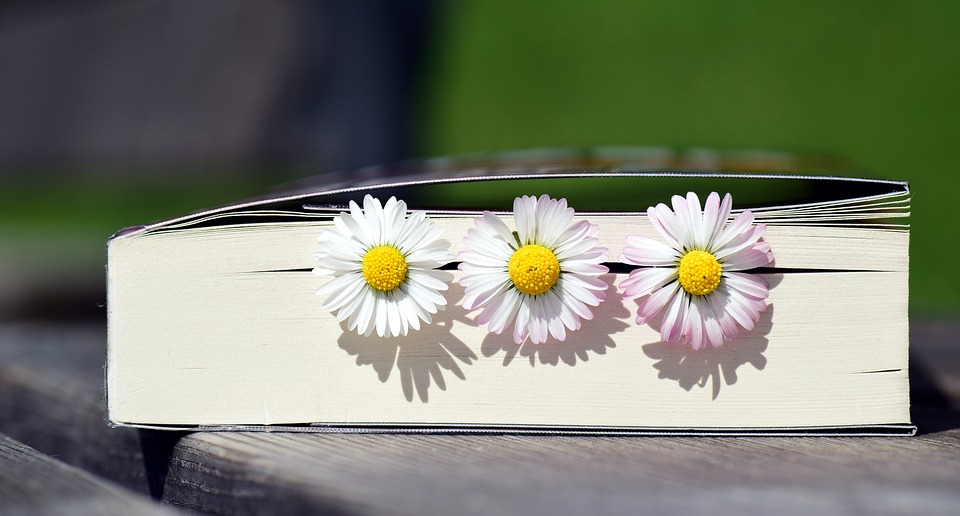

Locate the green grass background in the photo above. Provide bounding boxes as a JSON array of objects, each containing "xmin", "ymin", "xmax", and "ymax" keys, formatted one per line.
[
  {"xmin": 420, "ymin": 1, "xmax": 960, "ymax": 312},
  {"xmin": 0, "ymin": 2, "xmax": 956, "ymax": 315}
]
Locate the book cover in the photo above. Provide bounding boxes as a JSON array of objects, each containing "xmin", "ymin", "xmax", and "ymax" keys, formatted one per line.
[{"xmin": 106, "ymin": 149, "xmax": 914, "ymax": 435}]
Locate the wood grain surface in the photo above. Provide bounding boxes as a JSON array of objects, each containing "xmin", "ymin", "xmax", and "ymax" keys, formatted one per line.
[
  {"xmin": 0, "ymin": 432, "xmax": 176, "ymax": 515},
  {"xmin": 0, "ymin": 322, "xmax": 958, "ymax": 515}
]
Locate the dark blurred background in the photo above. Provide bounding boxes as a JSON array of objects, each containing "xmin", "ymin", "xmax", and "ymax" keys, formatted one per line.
[{"xmin": 0, "ymin": 0, "xmax": 957, "ymax": 321}]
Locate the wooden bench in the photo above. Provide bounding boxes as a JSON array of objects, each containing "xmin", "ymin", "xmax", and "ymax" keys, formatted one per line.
[{"xmin": 0, "ymin": 432, "xmax": 174, "ymax": 515}]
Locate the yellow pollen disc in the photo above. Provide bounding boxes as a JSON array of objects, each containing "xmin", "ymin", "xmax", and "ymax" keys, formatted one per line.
[
  {"xmin": 508, "ymin": 244, "xmax": 561, "ymax": 296},
  {"xmin": 362, "ymin": 245, "xmax": 408, "ymax": 292},
  {"xmin": 677, "ymin": 250, "xmax": 722, "ymax": 296}
]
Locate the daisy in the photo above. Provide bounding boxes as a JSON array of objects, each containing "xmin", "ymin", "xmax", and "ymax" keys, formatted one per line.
[
  {"xmin": 458, "ymin": 195, "xmax": 609, "ymax": 345},
  {"xmin": 314, "ymin": 195, "xmax": 453, "ymax": 337},
  {"xmin": 619, "ymin": 192, "xmax": 774, "ymax": 350}
]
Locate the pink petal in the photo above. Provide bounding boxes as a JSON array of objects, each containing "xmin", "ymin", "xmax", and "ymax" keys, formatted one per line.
[
  {"xmin": 660, "ymin": 291, "xmax": 688, "ymax": 345},
  {"xmin": 697, "ymin": 297, "xmax": 725, "ymax": 348},
  {"xmin": 713, "ymin": 223, "xmax": 764, "ymax": 260},
  {"xmin": 718, "ymin": 283, "xmax": 764, "ymax": 331},
  {"xmin": 620, "ymin": 267, "xmax": 676, "ymax": 300},
  {"xmin": 622, "ymin": 235, "xmax": 679, "ymax": 266},
  {"xmin": 545, "ymin": 293, "xmax": 567, "ymax": 342},
  {"xmin": 647, "ymin": 204, "xmax": 683, "ymax": 248},
  {"xmin": 724, "ymin": 248, "xmax": 772, "ymax": 271},
  {"xmin": 636, "ymin": 282, "xmax": 680, "ymax": 324},
  {"xmin": 701, "ymin": 192, "xmax": 720, "ymax": 245},
  {"xmin": 712, "ymin": 210, "xmax": 755, "ymax": 251},
  {"xmin": 685, "ymin": 298, "xmax": 705, "ymax": 350},
  {"xmin": 724, "ymin": 272, "xmax": 769, "ymax": 299},
  {"xmin": 529, "ymin": 298, "xmax": 549, "ymax": 344},
  {"xmin": 706, "ymin": 193, "xmax": 733, "ymax": 247}
]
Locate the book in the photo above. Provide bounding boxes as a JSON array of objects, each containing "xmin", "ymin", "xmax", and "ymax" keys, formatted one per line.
[{"xmin": 106, "ymin": 149, "xmax": 913, "ymax": 435}]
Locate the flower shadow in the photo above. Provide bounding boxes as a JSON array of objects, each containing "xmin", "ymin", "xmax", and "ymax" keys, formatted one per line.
[
  {"xmin": 641, "ymin": 298, "xmax": 776, "ymax": 400},
  {"xmin": 479, "ymin": 276, "xmax": 631, "ymax": 367},
  {"xmin": 337, "ymin": 284, "xmax": 479, "ymax": 403}
]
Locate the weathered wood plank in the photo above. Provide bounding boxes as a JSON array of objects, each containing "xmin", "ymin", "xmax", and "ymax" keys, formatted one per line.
[
  {"xmin": 0, "ymin": 433, "xmax": 176, "ymax": 515},
  {"xmin": 0, "ymin": 322, "xmax": 959, "ymax": 515}
]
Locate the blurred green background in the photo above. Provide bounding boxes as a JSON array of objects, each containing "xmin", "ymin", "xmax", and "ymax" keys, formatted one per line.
[
  {"xmin": 0, "ymin": 1, "xmax": 956, "ymax": 318},
  {"xmin": 420, "ymin": 1, "xmax": 959, "ymax": 312}
]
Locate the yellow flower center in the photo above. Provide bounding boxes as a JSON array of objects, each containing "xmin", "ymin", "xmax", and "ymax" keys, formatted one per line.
[
  {"xmin": 677, "ymin": 250, "xmax": 722, "ymax": 296},
  {"xmin": 508, "ymin": 244, "xmax": 561, "ymax": 296},
  {"xmin": 362, "ymin": 245, "xmax": 408, "ymax": 292}
]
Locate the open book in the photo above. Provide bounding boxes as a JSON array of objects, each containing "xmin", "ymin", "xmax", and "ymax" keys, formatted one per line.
[{"xmin": 106, "ymin": 150, "xmax": 913, "ymax": 435}]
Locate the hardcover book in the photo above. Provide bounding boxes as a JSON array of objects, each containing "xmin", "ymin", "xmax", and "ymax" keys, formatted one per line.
[{"xmin": 106, "ymin": 149, "xmax": 913, "ymax": 435}]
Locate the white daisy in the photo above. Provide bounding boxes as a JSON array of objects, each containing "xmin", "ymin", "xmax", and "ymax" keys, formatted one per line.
[
  {"xmin": 458, "ymin": 195, "xmax": 609, "ymax": 345},
  {"xmin": 619, "ymin": 192, "xmax": 774, "ymax": 350},
  {"xmin": 314, "ymin": 195, "xmax": 453, "ymax": 337}
]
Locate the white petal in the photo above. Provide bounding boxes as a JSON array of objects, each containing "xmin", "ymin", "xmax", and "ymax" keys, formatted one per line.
[
  {"xmin": 513, "ymin": 195, "xmax": 536, "ymax": 244},
  {"xmin": 405, "ymin": 280, "xmax": 446, "ymax": 311},
  {"xmin": 555, "ymin": 291, "xmax": 579, "ymax": 331},
  {"xmin": 707, "ymin": 289, "xmax": 739, "ymax": 341},
  {"xmin": 685, "ymin": 298, "xmax": 705, "ymax": 350},
  {"xmin": 686, "ymin": 192, "xmax": 706, "ymax": 248},
  {"xmin": 635, "ymin": 282, "xmax": 680, "ymax": 324},
  {"xmin": 363, "ymin": 195, "xmax": 385, "ymax": 244},
  {"xmin": 459, "ymin": 251, "xmax": 507, "ymax": 268},
  {"xmin": 350, "ymin": 291, "xmax": 376, "ymax": 336},
  {"xmin": 620, "ymin": 267, "xmax": 676, "ymax": 300},
  {"xmin": 537, "ymin": 196, "xmax": 574, "ymax": 248},
  {"xmin": 712, "ymin": 210, "xmax": 755, "ymax": 252},
  {"xmin": 316, "ymin": 272, "xmax": 362, "ymax": 297},
  {"xmin": 322, "ymin": 276, "xmax": 367, "ymax": 311},
  {"xmin": 383, "ymin": 197, "xmax": 406, "ymax": 239},
  {"xmin": 476, "ymin": 212, "xmax": 515, "ymax": 244},
  {"xmin": 528, "ymin": 296, "xmax": 549, "ymax": 344},
  {"xmin": 463, "ymin": 282, "xmax": 511, "ymax": 312},
  {"xmin": 513, "ymin": 299, "xmax": 531, "ymax": 343},
  {"xmin": 386, "ymin": 296, "xmax": 401, "ymax": 337},
  {"xmin": 622, "ymin": 235, "xmax": 679, "ymax": 266},
  {"xmin": 695, "ymin": 296, "xmax": 724, "ymax": 348},
  {"xmin": 408, "ymin": 269, "xmax": 451, "ymax": 292},
  {"xmin": 660, "ymin": 290, "xmax": 688, "ymax": 344},
  {"xmin": 724, "ymin": 272, "xmax": 769, "ymax": 300},
  {"xmin": 560, "ymin": 259, "xmax": 609, "ymax": 275},
  {"xmin": 463, "ymin": 229, "xmax": 514, "ymax": 259},
  {"xmin": 336, "ymin": 283, "xmax": 368, "ymax": 322},
  {"xmin": 485, "ymin": 291, "xmax": 522, "ymax": 335},
  {"xmin": 560, "ymin": 275, "xmax": 607, "ymax": 307},
  {"xmin": 717, "ymin": 283, "xmax": 762, "ymax": 331},
  {"xmin": 705, "ymin": 193, "xmax": 732, "ymax": 248},
  {"xmin": 406, "ymin": 246, "xmax": 453, "ymax": 265},
  {"xmin": 552, "ymin": 221, "xmax": 597, "ymax": 259},
  {"xmin": 374, "ymin": 295, "xmax": 388, "ymax": 337},
  {"xmin": 537, "ymin": 290, "xmax": 565, "ymax": 342},
  {"xmin": 713, "ymin": 224, "xmax": 764, "ymax": 260},
  {"xmin": 561, "ymin": 291, "xmax": 593, "ymax": 320},
  {"xmin": 648, "ymin": 204, "xmax": 684, "ymax": 249}
]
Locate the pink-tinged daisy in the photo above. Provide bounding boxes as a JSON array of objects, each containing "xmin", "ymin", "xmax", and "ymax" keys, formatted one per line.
[
  {"xmin": 620, "ymin": 192, "xmax": 774, "ymax": 350},
  {"xmin": 314, "ymin": 195, "xmax": 453, "ymax": 337},
  {"xmin": 458, "ymin": 195, "xmax": 609, "ymax": 345}
]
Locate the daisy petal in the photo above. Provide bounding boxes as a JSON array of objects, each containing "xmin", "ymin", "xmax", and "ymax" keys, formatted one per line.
[
  {"xmin": 315, "ymin": 196, "xmax": 451, "ymax": 337},
  {"xmin": 724, "ymin": 272, "xmax": 770, "ymax": 300},
  {"xmin": 625, "ymin": 191, "xmax": 775, "ymax": 350},
  {"xmin": 635, "ymin": 282, "xmax": 680, "ymax": 324},
  {"xmin": 648, "ymin": 204, "xmax": 684, "ymax": 248},
  {"xmin": 622, "ymin": 235, "xmax": 679, "ymax": 266},
  {"xmin": 620, "ymin": 267, "xmax": 676, "ymax": 300},
  {"xmin": 459, "ymin": 195, "xmax": 607, "ymax": 344},
  {"xmin": 660, "ymin": 291, "xmax": 687, "ymax": 345}
]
